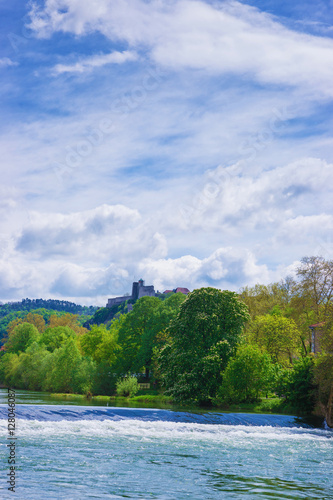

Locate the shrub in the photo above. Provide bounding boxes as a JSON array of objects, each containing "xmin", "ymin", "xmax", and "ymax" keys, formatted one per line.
[
  {"xmin": 217, "ymin": 344, "xmax": 274, "ymax": 404},
  {"xmin": 275, "ymin": 356, "xmax": 316, "ymax": 413},
  {"xmin": 116, "ymin": 376, "xmax": 139, "ymax": 397}
]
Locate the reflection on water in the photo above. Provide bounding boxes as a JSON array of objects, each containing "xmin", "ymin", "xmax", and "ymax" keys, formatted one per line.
[
  {"xmin": 205, "ymin": 471, "xmax": 329, "ymax": 498},
  {"xmin": 0, "ymin": 388, "xmax": 107, "ymax": 406}
]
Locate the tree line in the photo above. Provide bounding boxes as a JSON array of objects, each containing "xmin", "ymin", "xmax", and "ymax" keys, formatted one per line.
[
  {"xmin": 0, "ymin": 298, "xmax": 97, "ymax": 318},
  {"xmin": 0, "ymin": 256, "xmax": 332, "ymax": 426}
]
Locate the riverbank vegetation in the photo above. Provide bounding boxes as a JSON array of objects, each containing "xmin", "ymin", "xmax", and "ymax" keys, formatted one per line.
[{"xmin": 0, "ymin": 256, "xmax": 332, "ymax": 424}]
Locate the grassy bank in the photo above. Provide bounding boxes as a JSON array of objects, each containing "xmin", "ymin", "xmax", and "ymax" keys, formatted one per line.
[
  {"xmin": 216, "ymin": 397, "xmax": 302, "ymax": 415},
  {"xmin": 50, "ymin": 392, "xmax": 301, "ymax": 415}
]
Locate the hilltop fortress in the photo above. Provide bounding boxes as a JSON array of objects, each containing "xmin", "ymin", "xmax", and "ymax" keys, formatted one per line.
[{"xmin": 106, "ymin": 279, "xmax": 189, "ymax": 307}]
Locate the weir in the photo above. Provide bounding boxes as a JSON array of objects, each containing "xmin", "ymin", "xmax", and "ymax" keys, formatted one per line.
[{"xmin": 0, "ymin": 403, "xmax": 326, "ymax": 429}]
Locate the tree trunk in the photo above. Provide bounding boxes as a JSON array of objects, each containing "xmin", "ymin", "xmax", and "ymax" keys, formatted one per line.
[
  {"xmin": 301, "ymin": 338, "xmax": 308, "ymax": 356},
  {"xmin": 326, "ymin": 384, "xmax": 333, "ymax": 428}
]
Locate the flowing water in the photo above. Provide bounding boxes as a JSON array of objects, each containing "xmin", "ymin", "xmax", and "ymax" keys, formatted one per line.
[{"xmin": 0, "ymin": 389, "xmax": 332, "ymax": 499}]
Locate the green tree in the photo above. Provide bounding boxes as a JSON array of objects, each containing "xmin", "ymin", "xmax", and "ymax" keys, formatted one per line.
[
  {"xmin": 92, "ymin": 360, "xmax": 118, "ymax": 396},
  {"xmin": 81, "ymin": 319, "xmax": 124, "ymax": 396},
  {"xmin": 276, "ymin": 356, "xmax": 316, "ymax": 413},
  {"xmin": 158, "ymin": 288, "xmax": 250, "ymax": 404},
  {"xmin": 46, "ymin": 337, "xmax": 96, "ymax": 394},
  {"xmin": 312, "ymin": 322, "xmax": 333, "ymax": 427},
  {"xmin": 4, "ymin": 323, "xmax": 40, "ymax": 354},
  {"xmin": 218, "ymin": 344, "xmax": 274, "ymax": 403},
  {"xmin": 80, "ymin": 324, "xmax": 118, "ymax": 364},
  {"xmin": 295, "ymin": 256, "xmax": 333, "ymax": 323},
  {"xmin": 136, "ymin": 292, "xmax": 186, "ymax": 379},
  {"xmin": 239, "ymin": 281, "xmax": 292, "ymax": 320},
  {"xmin": 39, "ymin": 326, "xmax": 76, "ymax": 352},
  {"xmin": 116, "ymin": 376, "xmax": 139, "ymax": 397},
  {"xmin": 0, "ymin": 353, "xmax": 21, "ymax": 387},
  {"xmin": 247, "ymin": 314, "xmax": 301, "ymax": 365},
  {"xmin": 11, "ymin": 342, "xmax": 52, "ymax": 391},
  {"xmin": 48, "ymin": 313, "xmax": 88, "ymax": 336},
  {"xmin": 314, "ymin": 353, "xmax": 333, "ymax": 427},
  {"xmin": 115, "ymin": 296, "xmax": 161, "ymax": 375}
]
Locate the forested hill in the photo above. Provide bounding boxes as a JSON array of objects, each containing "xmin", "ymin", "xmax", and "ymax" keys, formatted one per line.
[
  {"xmin": 0, "ymin": 298, "xmax": 97, "ymax": 318},
  {"xmin": 83, "ymin": 300, "xmax": 135, "ymax": 328}
]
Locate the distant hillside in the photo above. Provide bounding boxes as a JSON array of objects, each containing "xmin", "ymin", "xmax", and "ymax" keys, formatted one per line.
[
  {"xmin": 0, "ymin": 298, "xmax": 98, "ymax": 318},
  {"xmin": 84, "ymin": 292, "xmax": 173, "ymax": 328},
  {"xmin": 83, "ymin": 299, "xmax": 135, "ymax": 328}
]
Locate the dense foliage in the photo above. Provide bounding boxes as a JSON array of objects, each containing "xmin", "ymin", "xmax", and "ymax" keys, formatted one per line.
[
  {"xmin": 0, "ymin": 255, "xmax": 332, "ymax": 425},
  {"xmin": 0, "ymin": 298, "xmax": 97, "ymax": 317},
  {"xmin": 217, "ymin": 344, "xmax": 274, "ymax": 404},
  {"xmin": 157, "ymin": 288, "xmax": 250, "ymax": 404},
  {"xmin": 0, "ymin": 308, "xmax": 94, "ymax": 346},
  {"xmin": 83, "ymin": 300, "xmax": 134, "ymax": 328},
  {"xmin": 116, "ymin": 376, "xmax": 139, "ymax": 397}
]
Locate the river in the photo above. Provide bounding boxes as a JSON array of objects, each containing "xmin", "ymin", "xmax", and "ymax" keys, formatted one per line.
[{"xmin": 0, "ymin": 389, "xmax": 332, "ymax": 499}]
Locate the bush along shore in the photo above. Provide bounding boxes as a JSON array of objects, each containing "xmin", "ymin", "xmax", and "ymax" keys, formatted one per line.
[{"xmin": 0, "ymin": 256, "xmax": 332, "ymax": 426}]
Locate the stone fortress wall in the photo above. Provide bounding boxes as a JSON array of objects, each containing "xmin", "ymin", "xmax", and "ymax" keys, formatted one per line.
[
  {"xmin": 106, "ymin": 279, "xmax": 189, "ymax": 307},
  {"xmin": 107, "ymin": 279, "xmax": 156, "ymax": 307}
]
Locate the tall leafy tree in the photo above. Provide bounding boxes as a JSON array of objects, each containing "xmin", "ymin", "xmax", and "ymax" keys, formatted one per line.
[
  {"xmin": 295, "ymin": 256, "xmax": 333, "ymax": 323},
  {"xmin": 45, "ymin": 337, "xmax": 96, "ymax": 394},
  {"xmin": 247, "ymin": 314, "xmax": 301, "ymax": 365},
  {"xmin": 239, "ymin": 281, "xmax": 292, "ymax": 320},
  {"xmin": 115, "ymin": 296, "xmax": 161, "ymax": 375},
  {"xmin": 48, "ymin": 313, "xmax": 88, "ymax": 336},
  {"xmin": 277, "ymin": 356, "xmax": 316, "ymax": 413},
  {"xmin": 11, "ymin": 342, "xmax": 52, "ymax": 391},
  {"xmin": 158, "ymin": 288, "xmax": 250, "ymax": 404},
  {"xmin": 314, "ymin": 353, "xmax": 333, "ymax": 427},
  {"xmin": 80, "ymin": 324, "xmax": 118, "ymax": 364},
  {"xmin": 39, "ymin": 326, "xmax": 76, "ymax": 352},
  {"xmin": 313, "ymin": 320, "xmax": 333, "ymax": 427},
  {"xmin": 4, "ymin": 323, "xmax": 40, "ymax": 354},
  {"xmin": 0, "ymin": 353, "xmax": 21, "ymax": 387},
  {"xmin": 137, "ymin": 293, "xmax": 186, "ymax": 378}
]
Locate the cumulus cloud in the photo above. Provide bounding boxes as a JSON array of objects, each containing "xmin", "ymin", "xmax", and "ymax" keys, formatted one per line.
[
  {"xmin": 52, "ymin": 50, "xmax": 138, "ymax": 74},
  {"xmin": 277, "ymin": 214, "xmax": 333, "ymax": 245},
  {"xmin": 0, "ymin": 199, "xmax": 278, "ymax": 303},
  {"xmin": 1, "ymin": 188, "xmax": 329, "ymax": 304},
  {"xmin": 27, "ymin": 0, "xmax": 333, "ymax": 96},
  {"xmin": 0, "ymin": 244, "xmax": 272, "ymax": 305},
  {"xmin": 16, "ymin": 204, "xmax": 141, "ymax": 259},
  {"xmin": 13, "ymin": 204, "xmax": 168, "ymax": 290},
  {"xmin": 139, "ymin": 247, "xmax": 271, "ymax": 293},
  {"xmin": 49, "ymin": 262, "xmax": 129, "ymax": 297},
  {"xmin": 1, "ymin": 2, "xmax": 332, "ymax": 305},
  {"xmin": 178, "ymin": 158, "xmax": 333, "ymax": 232}
]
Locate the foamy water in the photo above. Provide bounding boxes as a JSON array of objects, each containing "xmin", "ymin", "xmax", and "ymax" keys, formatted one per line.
[{"xmin": 0, "ymin": 404, "xmax": 332, "ymax": 499}]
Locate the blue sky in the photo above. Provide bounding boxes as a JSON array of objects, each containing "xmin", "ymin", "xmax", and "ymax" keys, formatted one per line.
[{"xmin": 0, "ymin": 0, "xmax": 333, "ymax": 305}]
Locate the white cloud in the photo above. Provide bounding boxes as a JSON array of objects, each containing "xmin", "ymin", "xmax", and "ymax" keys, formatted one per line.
[
  {"xmin": 52, "ymin": 50, "xmax": 138, "ymax": 74},
  {"xmin": 28, "ymin": 0, "xmax": 333, "ymax": 96},
  {"xmin": 177, "ymin": 158, "xmax": 333, "ymax": 232},
  {"xmin": 16, "ymin": 204, "xmax": 141, "ymax": 260},
  {"xmin": 1, "ymin": 1, "xmax": 332, "ymax": 305},
  {"xmin": 0, "ymin": 57, "xmax": 17, "ymax": 68},
  {"xmin": 277, "ymin": 214, "xmax": 333, "ymax": 244},
  {"xmin": 139, "ymin": 247, "xmax": 271, "ymax": 293},
  {"xmin": 1, "ymin": 181, "xmax": 331, "ymax": 305}
]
